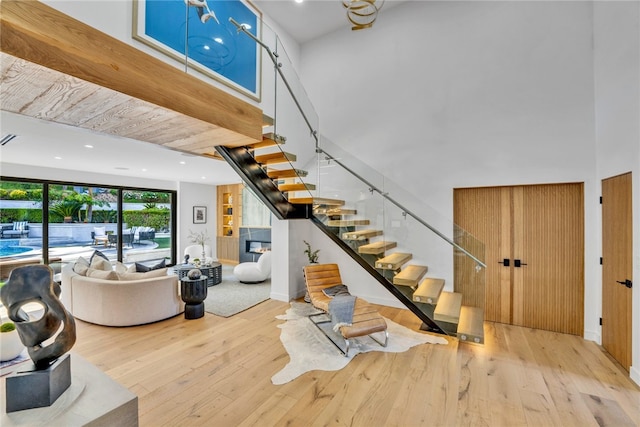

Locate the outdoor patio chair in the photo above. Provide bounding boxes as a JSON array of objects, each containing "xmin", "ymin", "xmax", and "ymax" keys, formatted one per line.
[
  {"xmin": 303, "ymin": 263, "xmax": 388, "ymax": 357},
  {"xmin": 1, "ymin": 221, "xmax": 29, "ymax": 238}
]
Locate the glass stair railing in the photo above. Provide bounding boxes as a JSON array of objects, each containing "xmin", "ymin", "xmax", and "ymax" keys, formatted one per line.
[{"xmin": 218, "ymin": 16, "xmax": 486, "ymax": 343}]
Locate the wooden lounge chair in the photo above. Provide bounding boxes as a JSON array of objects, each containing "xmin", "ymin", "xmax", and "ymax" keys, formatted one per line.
[{"xmin": 303, "ymin": 263, "xmax": 388, "ymax": 357}]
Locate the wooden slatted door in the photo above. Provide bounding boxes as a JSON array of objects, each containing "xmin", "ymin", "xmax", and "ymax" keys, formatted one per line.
[
  {"xmin": 602, "ymin": 172, "xmax": 633, "ymax": 371},
  {"xmin": 453, "ymin": 186, "xmax": 511, "ymax": 323},
  {"xmin": 454, "ymin": 183, "xmax": 584, "ymax": 334},
  {"xmin": 512, "ymin": 184, "xmax": 584, "ymax": 334}
]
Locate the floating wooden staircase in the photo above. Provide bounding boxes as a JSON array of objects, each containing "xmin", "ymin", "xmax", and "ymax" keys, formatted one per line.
[{"xmin": 216, "ymin": 129, "xmax": 485, "ymax": 344}]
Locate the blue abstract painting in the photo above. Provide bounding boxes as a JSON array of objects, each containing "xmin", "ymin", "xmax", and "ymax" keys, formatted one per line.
[{"xmin": 134, "ymin": 0, "xmax": 261, "ymax": 100}]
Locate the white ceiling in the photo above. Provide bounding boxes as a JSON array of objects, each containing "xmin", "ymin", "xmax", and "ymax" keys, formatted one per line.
[
  {"xmin": 255, "ymin": 0, "xmax": 406, "ymax": 45},
  {"xmin": 0, "ymin": 0, "xmax": 401, "ymax": 186},
  {"xmin": 0, "ymin": 111, "xmax": 241, "ymax": 186}
]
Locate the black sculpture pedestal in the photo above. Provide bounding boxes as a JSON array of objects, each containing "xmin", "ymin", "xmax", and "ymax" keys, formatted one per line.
[
  {"xmin": 180, "ymin": 276, "xmax": 208, "ymax": 319},
  {"xmin": 5, "ymin": 354, "xmax": 71, "ymax": 413}
]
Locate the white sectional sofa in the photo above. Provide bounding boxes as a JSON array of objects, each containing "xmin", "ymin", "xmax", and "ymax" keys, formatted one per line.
[{"xmin": 61, "ymin": 261, "xmax": 184, "ymax": 327}]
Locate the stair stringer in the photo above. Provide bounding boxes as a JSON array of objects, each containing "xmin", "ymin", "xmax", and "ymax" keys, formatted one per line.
[
  {"xmin": 215, "ymin": 145, "xmax": 312, "ymax": 220},
  {"xmin": 309, "ymin": 215, "xmax": 447, "ymax": 335}
]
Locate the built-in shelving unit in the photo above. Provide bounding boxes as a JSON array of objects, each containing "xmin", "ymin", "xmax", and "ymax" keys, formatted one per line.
[{"xmin": 217, "ymin": 184, "xmax": 242, "ymax": 264}]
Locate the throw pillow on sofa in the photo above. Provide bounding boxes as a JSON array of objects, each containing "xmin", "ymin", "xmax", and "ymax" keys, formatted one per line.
[
  {"xmin": 90, "ymin": 256, "xmax": 112, "ymax": 272},
  {"xmin": 90, "ymin": 249, "xmax": 109, "ymax": 263},
  {"xmin": 73, "ymin": 256, "xmax": 90, "ymax": 276},
  {"xmin": 135, "ymin": 259, "xmax": 166, "ymax": 272},
  {"xmin": 114, "ymin": 261, "xmax": 136, "ymax": 274},
  {"xmin": 86, "ymin": 268, "xmax": 119, "ymax": 280}
]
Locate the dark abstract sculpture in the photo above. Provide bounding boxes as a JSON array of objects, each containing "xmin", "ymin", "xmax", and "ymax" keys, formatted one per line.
[
  {"xmin": 0, "ymin": 265, "xmax": 76, "ymax": 412},
  {"xmin": 1, "ymin": 265, "xmax": 76, "ymax": 367}
]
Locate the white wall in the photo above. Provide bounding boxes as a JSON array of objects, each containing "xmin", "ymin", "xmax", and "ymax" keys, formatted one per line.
[
  {"xmin": 177, "ymin": 182, "xmax": 217, "ymax": 260},
  {"xmin": 593, "ymin": 0, "xmax": 640, "ymax": 385}
]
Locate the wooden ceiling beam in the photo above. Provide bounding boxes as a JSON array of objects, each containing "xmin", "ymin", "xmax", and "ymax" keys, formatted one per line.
[{"xmin": 0, "ymin": 0, "xmax": 262, "ymax": 147}]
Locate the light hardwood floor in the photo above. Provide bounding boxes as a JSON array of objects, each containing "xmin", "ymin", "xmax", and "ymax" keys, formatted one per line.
[{"xmin": 72, "ymin": 300, "xmax": 640, "ymax": 426}]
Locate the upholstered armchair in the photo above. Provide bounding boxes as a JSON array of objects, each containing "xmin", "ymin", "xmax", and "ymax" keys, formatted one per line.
[{"xmin": 233, "ymin": 251, "xmax": 271, "ymax": 284}]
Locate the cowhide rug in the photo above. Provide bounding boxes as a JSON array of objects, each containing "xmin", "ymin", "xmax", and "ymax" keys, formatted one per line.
[{"xmin": 271, "ymin": 302, "xmax": 448, "ymax": 385}]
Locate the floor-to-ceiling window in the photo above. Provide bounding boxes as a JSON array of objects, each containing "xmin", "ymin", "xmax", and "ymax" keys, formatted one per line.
[{"xmin": 0, "ymin": 177, "xmax": 177, "ymax": 279}]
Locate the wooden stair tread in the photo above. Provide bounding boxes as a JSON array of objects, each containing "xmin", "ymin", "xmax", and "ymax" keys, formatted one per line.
[
  {"xmin": 278, "ymin": 183, "xmax": 316, "ymax": 192},
  {"xmin": 342, "ymin": 229, "xmax": 383, "ymax": 241},
  {"xmin": 289, "ymin": 197, "xmax": 345, "ymax": 206},
  {"xmin": 315, "ymin": 208, "xmax": 357, "ymax": 216},
  {"xmin": 375, "ymin": 253, "xmax": 412, "ymax": 270},
  {"xmin": 327, "ymin": 219, "xmax": 370, "ymax": 227},
  {"xmin": 267, "ymin": 168, "xmax": 308, "ymax": 179},
  {"xmin": 254, "ymin": 151, "xmax": 296, "ymax": 165},
  {"xmin": 393, "ymin": 265, "xmax": 428, "ymax": 287},
  {"xmin": 248, "ymin": 132, "xmax": 286, "ymax": 150},
  {"xmin": 358, "ymin": 241, "xmax": 397, "ymax": 255},
  {"xmin": 412, "ymin": 278, "xmax": 445, "ymax": 303},
  {"xmin": 433, "ymin": 291, "xmax": 462, "ymax": 324},
  {"xmin": 457, "ymin": 306, "xmax": 484, "ymax": 344}
]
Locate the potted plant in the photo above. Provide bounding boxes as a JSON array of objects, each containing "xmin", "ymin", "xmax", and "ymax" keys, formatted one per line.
[
  {"xmin": 303, "ymin": 241, "xmax": 319, "ymax": 303},
  {"xmin": 0, "ymin": 321, "xmax": 25, "ymax": 362},
  {"xmin": 304, "ymin": 240, "xmax": 320, "ymax": 264}
]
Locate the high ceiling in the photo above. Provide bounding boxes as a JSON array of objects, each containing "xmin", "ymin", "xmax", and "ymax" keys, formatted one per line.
[
  {"xmin": 255, "ymin": 0, "xmax": 406, "ymax": 44},
  {"xmin": 0, "ymin": 0, "xmax": 402, "ymax": 186}
]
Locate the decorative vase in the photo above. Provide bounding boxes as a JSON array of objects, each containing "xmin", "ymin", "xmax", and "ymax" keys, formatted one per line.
[
  {"xmin": 201, "ymin": 248, "xmax": 207, "ymax": 265},
  {"xmin": 0, "ymin": 329, "xmax": 25, "ymax": 362}
]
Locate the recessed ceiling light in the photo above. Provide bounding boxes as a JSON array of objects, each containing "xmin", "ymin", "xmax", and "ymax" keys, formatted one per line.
[
  {"xmin": 201, "ymin": 176, "xmax": 206, "ymax": 180},
  {"xmin": 54, "ymin": 156, "xmax": 62, "ymax": 160},
  {"xmin": 204, "ymin": 45, "xmax": 210, "ymax": 50},
  {"xmin": 84, "ymin": 144, "xmax": 93, "ymax": 148},
  {"xmin": 214, "ymin": 37, "xmax": 223, "ymax": 44},
  {"xmin": 141, "ymin": 168, "xmax": 147, "ymax": 172},
  {"xmin": 115, "ymin": 167, "xmax": 129, "ymax": 170},
  {"xmin": 241, "ymin": 23, "xmax": 252, "ymax": 30},
  {"xmin": 295, "ymin": 0, "xmax": 303, "ymax": 3},
  {"xmin": 179, "ymin": 161, "xmax": 186, "ymax": 165}
]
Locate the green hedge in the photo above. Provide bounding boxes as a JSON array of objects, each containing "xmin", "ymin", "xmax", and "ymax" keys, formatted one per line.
[
  {"xmin": 0, "ymin": 209, "xmax": 42, "ymax": 223},
  {"xmin": 124, "ymin": 208, "xmax": 170, "ymax": 231}
]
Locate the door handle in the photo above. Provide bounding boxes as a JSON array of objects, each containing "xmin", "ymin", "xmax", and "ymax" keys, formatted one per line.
[
  {"xmin": 498, "ymin": 259, "xmax": 510, "ymax": 267},
  {"xmin": 514, "ymin": 259, "xmax": 527, "ymax": 268},
  {"xmin": 616, "ymin": 279, "xmax": 633, "ymax": 288}
]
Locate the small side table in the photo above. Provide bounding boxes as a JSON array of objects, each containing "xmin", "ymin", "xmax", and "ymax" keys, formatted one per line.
[{"xmin": 180, "ymin": 276, "xmax": 208, "ymax": 319}]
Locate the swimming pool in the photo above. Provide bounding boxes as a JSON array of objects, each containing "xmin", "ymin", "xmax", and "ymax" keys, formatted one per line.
[{"xmin": 0, "ymin": 240, "xmax": 32, "ymax": 257}]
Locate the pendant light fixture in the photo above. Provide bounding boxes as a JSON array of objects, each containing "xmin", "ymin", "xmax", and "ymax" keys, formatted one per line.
[{"xmin": 342, "ymin": 0, "xmax": 385, "ymax": 31}]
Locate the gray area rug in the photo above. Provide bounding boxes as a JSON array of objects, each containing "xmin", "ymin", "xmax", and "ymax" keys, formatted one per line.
[
  {"xmin": 203, "ymin": 265, "xmax": 270, "ymax": 317},
  {"xmin": 271, "ymin": 302, "xmax": 448, "ymax": 385}
]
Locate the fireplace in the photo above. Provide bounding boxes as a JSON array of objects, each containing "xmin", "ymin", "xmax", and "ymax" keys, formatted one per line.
[{"xmin": 246, "ymin": 240, "xmax": 271, "ymax": 254}]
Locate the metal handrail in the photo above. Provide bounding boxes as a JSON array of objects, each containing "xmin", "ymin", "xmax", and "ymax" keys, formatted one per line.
[
  {"xmin": 230, "ymin": 18, "xmax": 319, "ymax": 143},
  {"xmin": 230, "ymin": 18, "xmax": 486, "ymax": 269},
  {"xmin": 317, "ymin": 148, "xmax": 486, "ymax": 268}
]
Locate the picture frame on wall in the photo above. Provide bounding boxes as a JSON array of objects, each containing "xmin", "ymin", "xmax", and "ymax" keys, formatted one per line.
[
  {"xmin": 193, "ymin": 206, "xmax": 207, "ymax": 224},
  {"xmin": 132, "ymin": 0, "xmax": 262, "ymax": 101}
]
